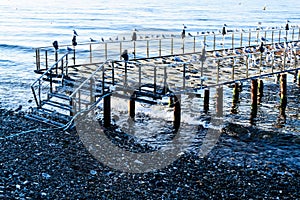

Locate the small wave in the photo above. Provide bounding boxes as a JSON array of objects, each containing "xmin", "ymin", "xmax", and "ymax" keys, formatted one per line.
[{"xmin": 0, "ymin": 44, "xmax": 33, "ymax": 53}]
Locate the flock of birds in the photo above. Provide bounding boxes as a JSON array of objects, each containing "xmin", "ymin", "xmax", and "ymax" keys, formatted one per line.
[
  {"xmin": 70, "ymin": 20, "xmax": 297, "ymax": 44},
  {"xmin": 51, "ymin": 20, "xmax": 300, "ymax": 68}
]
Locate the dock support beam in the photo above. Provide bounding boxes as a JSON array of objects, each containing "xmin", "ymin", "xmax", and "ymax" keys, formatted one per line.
[
  {"xmin": 216, "ymin": 87, "xmax": 223, "ymax": 117},
  {"xmin": 129, "ymin": 98, "xmax": 135, "ymax": 119},
  {"xmin": 103, "ymin": 94, "xmax": 111, "ymax": 128},
  {"xmin": 231, "ymin": 82, "xmax": 240, "ymax": 114},
  {"xmin": 250, "ymin": 79, "xmax": 258, "ymax": 124},
  {"xmin": 203, "ymin": 88, "xmax": 209, "ymax": 113},
  {"xmin": 280, "ymin": 74, "xmax": 287, "ymax": 116},
  {"xmin": 258, "ymin": 79, "xmax": 264, "ymax": 104},
  {"xmin": 173, "ymin": 95, "xmax": 181, "ymax": 131}
]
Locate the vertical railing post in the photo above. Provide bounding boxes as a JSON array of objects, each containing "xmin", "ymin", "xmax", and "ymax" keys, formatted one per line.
[
  {"xmin": 36, "ymin": 48, "xmax": 40, "ymax": 71},
  {"xmin": 246, "ymin": 55, "xmax": 249, "ymax": 78},
  {"xmin": 217, "ymin": 60, "xmax": 220, "ymax": 84},
  {"xmin": 65, "ymin": 54, "xmax": 69, "ymax": 77},
  {"xmin": 240, "ymin": 32, "xmax": 243, "ymax": 47},
  {"xmin": 279, "ymin": 29, "xmax": 281, "ymax": 43},
  {"xmin": 213, "ymin": 34, "xmax": 216, "ymax": 51},
  {"xmin": 120, "ymin": 42, "xmax": 122, "ymax": 60},
  {"xmin": 138, "ymin": 65, "xmax": 141, "ymax": 90},
  {"xmin": 45, "ymin": 50, "xmax": 48, "ymax": 70},
  {"xmin": 38, "ymin": 79, "xmax": 41, "ymax": 108},
  {"xmin": 248, "ymin": 31, "xmax": 251, "ymax": 46},
  {"xmin": 232, "ymin": 32, "xmax": 234, "ymax": 50},
  {"xmin": 183, "ymin": 64, "xmax": 186, "ymax": 89},
  {"xmin": 147, "ymin": 40, "xmax": 149, "ymax": 57},
  {"xmin": 193, "ymin": 36, "xmax": 196, "ymax": 52},
  {"xmin": 112, "ymin": 61, "xmax": 115, "ymax": 85},
  {"xmin": 271, "ymin": 30, "xmax": 274, "ymax": 45},
  {"xmin": 171, "ymin": 38, "xmax": 174, "ymax": 55},
  {"xmin": 89, "ymin": 44, "xmax": 92, "ymax": 63},
  {"xmin": 159, "ymin": 39, "xmax": 162, "ymax": 57},
  {"xmin": 105, "ymin": 43, "xmax": 108, "ymax": 60},
  {"xmin": 50, "ymin": 68, "xmax": 53, "ymax": 93},
  {"xmin": 154, "ymin": 65, "xmax": 157, "ymax": 94},
  {"xmin": 55, "ymin": 51, "xmax": 58, "ymax": 74},
  {"xmin": 133, "ymin": 41, "xmax": 136, "ymax": 59}
]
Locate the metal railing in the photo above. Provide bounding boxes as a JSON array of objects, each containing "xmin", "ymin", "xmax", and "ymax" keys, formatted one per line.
[
  {"xmin": 34, "ymin": 26, "xmax": 300, "ymax": 71},
  {"xmin": 31, "ymin": 52, "xmax": 69, "ymax": 107}
]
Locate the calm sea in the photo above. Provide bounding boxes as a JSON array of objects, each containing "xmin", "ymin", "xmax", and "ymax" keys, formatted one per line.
[{"xmin": 0, "ymin": 0, "xmax": 299, "ymax": 109}]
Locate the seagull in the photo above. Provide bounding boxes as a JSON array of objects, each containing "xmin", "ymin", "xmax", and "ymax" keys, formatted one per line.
[
  {"xmin": 213, "ymin": 51, "xmax": 222, "ymax": 57},
  {"xmin": 260, "ymin": 36, "xmax": 268, "ymax": 42},
  {"xmin": 101, "ymin": 37, "xmax": 104, "ymax": 42},
  {"xmin": 181, "ymin": 28, "xmax": 186, "ymax": 39},
  {"xmin": 73, "ymin": 29, "xmax": 78, "ymax": 36},
  {"xmin": 285, "ymin": 20, "xmax": 290, "ymax": 30},
  {"xmin": 222, "ymin": 24, "xmax": 227, "ymax": 36},
  {"xmin": 90, "ymin": 38, "xmax": 97, "ymax": 42},
  {"xmin": 72, "ymin": 35, "xmax": 77, "ymax": 46},
  {"xmin": 259, "ymin": 42, "xmax": 265, "ymax": 53},
  {"xmin": 52, "ymin": 40, "xmax": 58, "ymax": 50},
  {"xmin": 132, "ymin": 29, "xmax": 137, "ymax": 41},
  {"xmin": 121, "ymin": 49, "xmax": 129, "ymax": 61}
]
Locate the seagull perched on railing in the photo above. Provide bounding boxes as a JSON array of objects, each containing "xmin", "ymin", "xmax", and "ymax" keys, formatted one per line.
[
  {"xmin": 222, "ymin": 24, "xmax": 227, "ymax": 36},
  {"xmin": 52, "ymin": 40, "xmax": 59, "ymax": 50},
  {"xmin": 285, "ymin": 20, "xmax": 290, "ymax": 30},
  {"xmin": 73, "ymin": 29, "xmax": 78, "ymax": 36},
  {"xmin": 132, "ymin": 28, "xmax": 137, "ymax": 41}
]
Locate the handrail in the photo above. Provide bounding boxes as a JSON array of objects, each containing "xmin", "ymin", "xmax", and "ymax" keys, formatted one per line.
[
  {"xmin": 69, "ymin": 59, "xmax": 113, "ymax": 99},
  {"xmin": 31, "ymin": 52, "xmax": 69, "ymax": 107}
]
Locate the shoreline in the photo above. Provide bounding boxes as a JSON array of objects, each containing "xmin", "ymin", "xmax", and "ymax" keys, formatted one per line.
[{"xmin": 0, "ymin": 107, "xmax": 299, "ymax": 199}]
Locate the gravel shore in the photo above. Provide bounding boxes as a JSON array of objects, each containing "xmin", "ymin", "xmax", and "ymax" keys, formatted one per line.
[{"xmin": 0, "ymin": 106, "xmax": 299, "ymax": 199}]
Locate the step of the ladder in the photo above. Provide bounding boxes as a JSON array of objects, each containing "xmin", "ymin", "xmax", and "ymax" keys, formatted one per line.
[
  {"xmin": 48, "ymin": 92, "xmax": 71, "ymax": 101},
  {"xmin": 42, "ymin": 99, "xmax": 73, "ymax": 111},
  {"xmin": 24, "ymin": 114, "xmax": 66, "ymax": 127}
]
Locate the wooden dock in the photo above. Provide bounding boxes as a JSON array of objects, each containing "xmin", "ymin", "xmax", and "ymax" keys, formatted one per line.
[{"xmin": 27, "ymin": 26, "xmax": 300, "ymax": 128}]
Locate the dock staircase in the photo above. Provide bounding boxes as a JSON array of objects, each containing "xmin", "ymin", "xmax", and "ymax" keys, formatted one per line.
[{"xmin": 26, "ymin": 53, "xmax": 115, "ymax": 128}]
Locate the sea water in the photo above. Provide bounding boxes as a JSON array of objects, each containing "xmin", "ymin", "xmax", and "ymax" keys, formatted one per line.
[{"xmin": 0, "ymin": 0, "xmax": 299, "ymax": 131}]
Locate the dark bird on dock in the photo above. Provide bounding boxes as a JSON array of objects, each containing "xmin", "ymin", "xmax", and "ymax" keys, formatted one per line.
[
  {"xmin": 67, "ymin": 46, "xmax": 73, "ymax": 51},
  {"xmin": 181, "ymin": 28, "xmax": 186, "ymax": 39},
  {"xmin": 15, "ymin": 105, "xmax": 22, "ymax": 112},
  {"xmin": 183, "ymin": 24, "xmax": 187, "ymax": 29},
  {"xmin": 73, "ymin": 29, "xmax": 78, "ymax": 36},
  {"xmin": 101, "ymin": 37, "xmax": 105, "ymax": 42},
  {"xmin": 222, "ymin": 24, "xmax": 227, "ymax": 35},
  {"xmin": 90, "ymin": 38, "xmax": 97, "ymax": 42},
  {"xmin": 72, "ymin": 35, "xmax": 77, "ymax": 46},
  {"xmin": 188, "ymin": 33, "xmax": 193, "ymax": 37},
  {"xmin": 132, "ymin": 29, "xmax": 137, "ymax": 41},
  {"xmin": 52, "ymin": 40, "xmax": 59, "ymax": 50},
  {"xmin": 259, "ymin": 42, "xmax": 265, "ymax": 53},
  {"xmin": 260, "ymin": 36, "xmax": 268, "ymax": 42},
  {"xmin": 285, "ymin": 20, "xmax": 290, "ymax": 30},
  {"xmin": 121, "ymin": 49, "xmax": 129, "ymax": 61}
]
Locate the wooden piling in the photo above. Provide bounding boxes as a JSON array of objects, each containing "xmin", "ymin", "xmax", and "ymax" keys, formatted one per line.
[
  {"xmin": 129, "ymin": 98, "xmax": 135, "ymax": 119},
  {"xmin": 103, "ymin": 94, "xmax": 111, "ymax": 128},
  {"xmin": 73, "ymin": 48, "xmax": 76, "ymax": 66},
  {"xmin": 159, "ymin": 39, "xmax": 162, "ymax": 56},
  {"xmin": 173, "ymin": 95, "xmax": 181, "ymax": 131},
  {"xmin": 280, "ymin": 74, "xmax": 287, "ymax": 110},
  {"xmin": 55, "ymin": 51, "xmax": 58, "ymax": 74},
  {"xmin": 251, "ymin": 79, "xmax": 258, "ymax": 116},
  {"xmin": 258, "ymin": 79, "xmax": 264, "ymax": 104},
  {"xmin": 204, "ymin": 88, "xmax": 209, "ymax": 113},
  {"xmin": 231, "ymin": 82, "xmax": 240, "ymax": 114},
  {"xmin": 216, "ymin": 86, "xmax": 223, "ymax": 117},
  {"xmin": 240, "ymin": 32, "xmax": 243, "ymax": 47}
]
